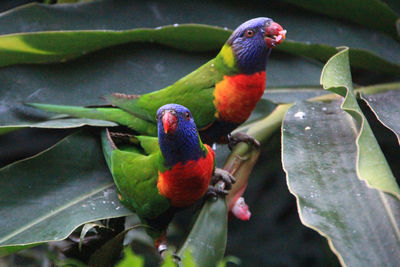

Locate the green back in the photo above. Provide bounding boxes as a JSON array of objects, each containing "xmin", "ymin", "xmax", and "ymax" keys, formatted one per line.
[{"xmin": 108, "ymin": 54, "xmax": 237, "ymax": 128}]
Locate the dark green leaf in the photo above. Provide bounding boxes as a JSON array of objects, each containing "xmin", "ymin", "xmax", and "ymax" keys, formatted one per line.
[
  {"xmin": 262, "ymin": 88, "xmax": 330, "ymax": 104},
  {"xmin": 177, "ymin": 197, "xmax": 227, "ymax": 267},
  {"xmin": 0, "ymin": 244, "xmax": 37, "ymax": 257},
  {"xmin": 321, "ymin": 48, "xmax": 400, "ymax": 199},
  {"xmin": 115, "ymin": 247, "xmax": 144, "ymax": 267},
  {"xmin": 282, "ymin": 100, "xmax": 400, "ymax": 266},
  {"xmin": 88, "ymin": 226, "xmax": 136, "ymax": 267},
  {"xmin": 278, "ymin": 41, "xmax": 400, "ymax": 75},
  {"xmin": 361, "ymin": 89, "xmax": 400, "ymax": 144},
  {"xmin": 282, "ymin": 0, "xmax": 399, "ymax": 39},
  {"xmin": 0, "ymin": 119, "xmax": 117, "ymax": 135},
  {"xmin": 0, "ymin": 25, "xmax": 229, "ymax": 67},
  {"xmin": 0, "ymin": 131, "xmax": 132, "ymax": 250}
]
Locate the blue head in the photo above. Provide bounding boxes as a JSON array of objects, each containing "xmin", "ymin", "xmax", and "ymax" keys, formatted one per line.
[
  {"xmin": 157, "ymin": 104, "xmax": 204, "ymax": 167},
  {"xmin": 227, "ymin": 17, "xmax": 286, "ymax": 74}
]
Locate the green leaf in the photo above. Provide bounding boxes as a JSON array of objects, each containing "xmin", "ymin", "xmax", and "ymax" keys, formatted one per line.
[
  {"xmin": 320, "ymin": 47, "xmax": 400, "ymax": 199},
  {"xmin": 0, "ymin": 1, "xmax": 397, "ymax": 71},
  {"xmin": 360, "ymin": 88, "xmax": 400, "ymax": 144},
  {"xmin": 0, "ymin": 25, "xmax": 230, "ymax": 67},
  {"xmin": 79, "ymin": 222, "xmax": 106, "ymax": 252},
  {"xmin": 278, "ymin": 41, "xmax": 400, "ymax": 75},
  {"xmin": 0, "ymin": 244, "xmax": 37, "ymax": 257},
  {"xmin": 282, "ymin": 100, "xmax": 400, "ymax": 266},
  {"xmin": 282, "ymin": 0, "xmax": 400, "ymax": 39},
  {"xmin": 116, "ymin": 247, "xmax": 144, "ymax": 267},
  {"xmin": 88, "ymin": 226, "xmax": 138, "ymax": 267},
  {"xmin": 180, "ymin": 250, "xmax": 197, "ymax": 267},
  {"xmin": 0, "ymin": 131, "xmax": 132, "ymax": 250},
  {"xmin": 262, "ymin": 88, "xmax": 329, "ymax": 104},
  {"xmin": 177, "ymin": 197, "xmax": 227, "ymax": 267},
  {"xmin": 217, "ymin": 256, "xmax": 241, "ymax": 267},
  {"xmin": 161, "ymin": 253, "xmax": 176, "ymax": 267},
  {"xmin": 0, "ymin": 118, "xmax": 117, "ymax": 135}
]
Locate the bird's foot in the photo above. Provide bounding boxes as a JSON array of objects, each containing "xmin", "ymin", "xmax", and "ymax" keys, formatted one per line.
[
  {"xmin": 206, "ymin": 185, "xmax": 228, "ymax": 198},
  {"xmin": 211, "ymin": 168, "xmax": 236, "ymax": 190},
  {"xmin": 206, "ymin": 168, "xmax": 236, "ymax": 198},
  {"xmin": 228, "ymin": 132, "xmax": 260, "ymax": 150}
]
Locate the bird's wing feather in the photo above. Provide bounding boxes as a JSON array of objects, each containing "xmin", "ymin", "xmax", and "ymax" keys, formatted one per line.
[
  {"xmin": 106, "ymin": 58, "xmax": 224, "ymax": 128},
  {"xmin": 111, "ymin": 149, "xmax": 170, "ymax": 219},
  {"xmin": 101, "ymin": 130, "xmax": 169, "ymax": 219}
]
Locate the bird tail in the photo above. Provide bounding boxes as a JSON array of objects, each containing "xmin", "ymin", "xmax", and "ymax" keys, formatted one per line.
[{"xmin": 25, "ymin": 102, "xmax": 157, "ymax": 136}]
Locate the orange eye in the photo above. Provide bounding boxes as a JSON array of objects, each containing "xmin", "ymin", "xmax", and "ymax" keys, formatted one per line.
[
  {"xmin": 185, "ymin": 112, "xmax": 191, "ymax": 120},
  {"xmin": 245, "ymin": 29, "xmax": 255, "ymax": 37}
]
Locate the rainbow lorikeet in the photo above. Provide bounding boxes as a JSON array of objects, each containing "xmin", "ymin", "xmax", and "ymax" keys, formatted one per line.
[
  {"xmin": 102, "ymin": 104, "xmax": 235, "ymax": 253},
  {"xmin": 27, "ymin": 17, "xmax": 286, "ymax": 146}
]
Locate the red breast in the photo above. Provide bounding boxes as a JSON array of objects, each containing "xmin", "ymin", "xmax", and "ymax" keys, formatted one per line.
[
  {"xmin": 157, "ymin": 145, "xmax": 215, "ymax": 207},
  {"xmin": 214, "ymin": 71, "xmax": 266, "ymax": 123}
]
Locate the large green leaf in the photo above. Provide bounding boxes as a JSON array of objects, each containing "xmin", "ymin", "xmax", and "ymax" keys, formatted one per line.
[
  {"xmin": 359, "ymin": 85, "xmax": 400, "ymax": 144},
  {"xmin": 0, "ymin": 25, "xmax": 229, "ymax": 67},
  {"xmin": 177, "ymin": 197, "xmax": 227, "ymax": 267},
  {"xmin": 0, "ymin": 131, "xmax": 132, "ymax": 251},
  {"xmin": 0, "ymin": 2, "xmax": 397, "ymax": 74},
  {"xmin": 321, "ymin": 48, "xmax": 400, "ymax": 199},
  {"xmin": 0, "ymin": 118, "xmax": 117, "ymax": 135},
  {"xmin": 1, "ymin": 1, "xmax": 397, "ymax": 66},
  {"xmin": 282, "ymin": 100, "xmax": 400, "ymax": 266},
  {"xmin": 282, "ymin": 0, "xmax": 399, "ymax": 39},
  {"xmin": 278, "ymin": 41, "xmax": 400, "ymax": 75}
]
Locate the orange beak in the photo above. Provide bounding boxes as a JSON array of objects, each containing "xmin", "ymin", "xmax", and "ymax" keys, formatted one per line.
[
  {"xmin": 162, "ymin": 110, "xmax": 177, "ymax": 134},
  {"xmin": 265, "ymin": 21, "xmax": 286, "ymax": 48}
]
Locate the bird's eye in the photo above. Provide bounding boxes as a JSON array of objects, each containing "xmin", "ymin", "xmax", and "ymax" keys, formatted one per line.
[
  {"xmin": 245, "ymin": 29, "xmax": 255, "ymax": 38},
  {"xmin": 185, "ymin": 112, "xmax": 191, "ymax": 120}
]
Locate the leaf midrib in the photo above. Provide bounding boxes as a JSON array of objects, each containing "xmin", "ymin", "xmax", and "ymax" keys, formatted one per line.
[{"xmin": 0, "ymin": 182, "xmax": 114, "ymax": 245}]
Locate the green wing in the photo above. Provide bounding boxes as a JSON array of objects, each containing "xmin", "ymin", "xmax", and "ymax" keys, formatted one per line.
[
  {"xmin": 106, "ymin": 57, "xmax": 229, "ymax": 128},
  {"xmin": 101, "ymin": 130, "xmax": 169, "ymax": 219}
]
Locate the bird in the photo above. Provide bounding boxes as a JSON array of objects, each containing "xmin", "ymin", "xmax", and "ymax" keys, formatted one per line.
[
  {"xmin": 102, "ymin": 103, "xmax": 235, "ymax": 253},
  {"xmin": 27, "ymin": 17, "xmax": 286, "ymax": 147}
]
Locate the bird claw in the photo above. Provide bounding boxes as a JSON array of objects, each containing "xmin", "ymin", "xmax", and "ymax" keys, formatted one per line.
[
  {"xmin": 210, "ymin": 168, "xmax": 236, "ymax": 190},
  {"xmin": 206, "ymin": 168, "xmax": 236, "ymax": 198},
  {"xmin": 206, "ymin": 185, "xmax": 228, "ymax": 198},
  {"xmin": 228, "ymin": 132, "xmax": 260, "ymax": 150}
]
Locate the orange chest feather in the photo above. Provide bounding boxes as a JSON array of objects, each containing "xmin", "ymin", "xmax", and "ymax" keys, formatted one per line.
[
  {"xmin": 157, "ymin": 145, "xmax": 215, "ymax": 207},
  {"xmin": 213, "ymin": 71, "xmax": 266, "ymax": 123}
]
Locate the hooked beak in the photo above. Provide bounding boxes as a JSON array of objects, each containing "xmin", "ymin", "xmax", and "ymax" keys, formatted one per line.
[
  {"xmin": 265, "ymin": 21, "xmax": 286, "ymax": 48},
  {"xmin": 162, "ymin": 110, "xmax": 177, "ymax": 135}
]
